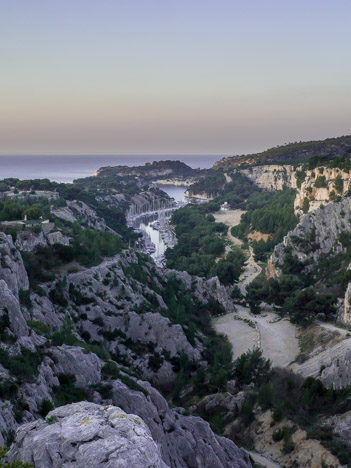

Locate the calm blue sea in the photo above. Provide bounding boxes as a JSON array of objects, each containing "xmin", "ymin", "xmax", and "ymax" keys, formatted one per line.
[{"xmin": 0, "ymin": 154, "xmax": 221, "ymax": 183}]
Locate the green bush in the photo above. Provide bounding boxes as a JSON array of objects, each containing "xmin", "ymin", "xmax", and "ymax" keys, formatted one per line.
[
  {"xmin": 26, "ymin": 320, "xmax": 50, "ymax": 335},
  {"xmin": 233, "ymin": 349, "xmax": 271, "ymax": 387},
  {"xmin": 0, "ymin": 349, "xmax": 42, "ymax": 382},
  {"xmin": 39, "ymin": 399, "xmax": 54, "ymax": 417},
  {"xmin": 0, "ymin": 446, "xmax": 33, "ymax": 467}
]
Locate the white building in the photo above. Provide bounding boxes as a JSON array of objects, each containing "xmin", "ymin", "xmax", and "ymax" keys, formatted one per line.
[{"xmin": 220, "ymin": 201, "xmax": 230, "ymax": 212}]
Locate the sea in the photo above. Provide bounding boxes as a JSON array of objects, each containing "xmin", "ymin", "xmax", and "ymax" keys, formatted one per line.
[{"xmin": 0, "ymin": 154, "xmax": 222, "ymax": 184}]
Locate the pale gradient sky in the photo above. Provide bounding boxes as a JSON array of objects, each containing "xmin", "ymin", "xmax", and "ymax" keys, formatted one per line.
[{"xmin": 1, "ymin": 0, "xmax": 351, "ymax": 155}]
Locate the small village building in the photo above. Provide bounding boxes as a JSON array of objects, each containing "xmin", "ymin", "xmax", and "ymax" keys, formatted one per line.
[{"xmin": 220, "ymin": 201, "xmax": 230, "ymax": 212}]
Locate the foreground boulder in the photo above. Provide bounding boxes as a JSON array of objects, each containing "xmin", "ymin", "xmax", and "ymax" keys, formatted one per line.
[{"xmin": 7, "ymin": 402, "xmax": 168, "ymax": 468}]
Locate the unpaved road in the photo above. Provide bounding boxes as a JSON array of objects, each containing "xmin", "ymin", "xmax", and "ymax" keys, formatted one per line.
[
  {"xmin": 317, "ymin": 320, "xmax": 350, "ymax": 336},
  {"xmin": 214, "ymin": 306, "xmax": 300, "ymax": 367},
  {"xmin": 214, "ymin": 209, "xmax": 262, "ymax": 292},
  {"xmin": 238, "ymin": 246, "xmax": 262, "ymax": 294},
  {"xmin": 213, "ymin": 209, "xmax": 245, "ymax": 247},
  {"xmin": 214, "ymin": 312, "xmax": 258, "ymax": 359},
  {"xmin": 213, "ymin": 208, "xmax": 299, "ymax": 366}
]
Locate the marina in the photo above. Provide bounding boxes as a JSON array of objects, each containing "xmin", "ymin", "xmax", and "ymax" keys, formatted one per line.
[{"xmin": 127, "ymin": 185, "xmax": 187, "ymax": 266}]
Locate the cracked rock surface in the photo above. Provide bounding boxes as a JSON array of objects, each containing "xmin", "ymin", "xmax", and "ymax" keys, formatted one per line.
[{"xmin": 8, "ymin": 402, "xmax": 169, "ymax": 468}]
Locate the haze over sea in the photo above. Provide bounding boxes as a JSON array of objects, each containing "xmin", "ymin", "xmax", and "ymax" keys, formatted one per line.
[{"xmin": 0, "ymin": 155, "xmax": 220, "ymax": 183}]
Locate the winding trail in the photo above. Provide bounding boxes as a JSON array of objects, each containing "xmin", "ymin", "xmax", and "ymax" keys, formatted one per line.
[
  {"xmin": 238, "ymin": 246, "xmax": 262, "ymax": 294},
  {"xmin": 213, "ymin": 209, "xmax": 262, "ymax": 292},
  {"xmin": 214, "ymin": 306, "xmax": 299, "ymax": 367},
  {"xmin": 212, "ymin": 208, "xmax": 299, "ymax": 367}
]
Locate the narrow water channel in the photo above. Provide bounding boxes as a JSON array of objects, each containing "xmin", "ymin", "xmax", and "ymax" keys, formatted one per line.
[{"xmin": 131, "ymin": 185, "xmax": 187, "ymax": 265}]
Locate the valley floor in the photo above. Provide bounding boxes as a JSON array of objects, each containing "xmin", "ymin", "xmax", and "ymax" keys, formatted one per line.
[
  {"xmin": 214, "ymin": 306, "xmax": 300, "ymax": 367},
  {"xmin": 214, "ymin": 209, "xmax": 262, "ymax": 292}
]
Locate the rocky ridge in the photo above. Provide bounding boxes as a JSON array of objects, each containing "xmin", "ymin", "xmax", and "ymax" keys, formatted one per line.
[
  {"xmin": 240, "ymin": 165, "xmax": 296, "ymax": 191},
  {"xmin": 294, "ymin": 166, "xmax": 351, "ymax": 215},
  {"xmin": 8, "ymin": 402, "xmax": 169, "ymax": 468},
  {"xmin": 0, "ymin": 230, "xmax": 251, "ymax": 467},
  {"xmin": 267, "ymin": 197, "xmax": 351, "ymax": 280},
  {"xmin": 52, "ymin": 200, "xmax": 111, "ymax": 232}
]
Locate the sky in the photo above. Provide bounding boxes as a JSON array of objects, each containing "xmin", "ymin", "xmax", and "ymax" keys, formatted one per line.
[{"xmin": 1, "ymin": 0, "xmax": 351, "ymax": 156}]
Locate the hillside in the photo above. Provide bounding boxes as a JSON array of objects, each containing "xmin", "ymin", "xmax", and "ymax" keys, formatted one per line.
[
  {"xmin": 214, "ymin": 135, "xmax": 351, "ymax": 169},
  {"xmin": 94, "ymin": 160, "xmax": 208, "ymax": 182}
]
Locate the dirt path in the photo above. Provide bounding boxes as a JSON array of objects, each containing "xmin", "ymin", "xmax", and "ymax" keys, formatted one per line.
[
  {"xmin": 317, "ymin": 320, "xmax": 350, "ymax": 336},
  {"xmin": 213, "ymin": 209, "xmax": 244, "ymax": 247},
  {"xmin": 214, "ymin": 305, "xmax": 299, "ymax": 367},
  {"xmin": 238, "ymin": 246, "xmax": 262, "ymax": 294},
  {"xmin": 213, "ymin": 209, "xmax": 299, "ymax": 366},
  {"xmin": 213, "ymin": 209, "xmax": 261, "ymax": 292},
  {"xmin": 214, "ymin": 312, "xmax": 258, "ymax": 358}
]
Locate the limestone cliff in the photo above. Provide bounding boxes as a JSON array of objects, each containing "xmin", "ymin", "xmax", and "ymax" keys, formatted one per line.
[
  {"xmin": 240, "ymin": 165, "xmax": 297, "ymax": 191},
  {"xmin": 294, "ymin": 166, "xmax": 351, "ymax": 215},
  {"xmin": 267, "ymin": 197, "xmax": 351, "ymax": 280}
]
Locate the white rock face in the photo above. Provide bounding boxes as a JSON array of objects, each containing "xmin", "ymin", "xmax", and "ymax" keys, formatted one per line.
[
  {"xmin": 0, "ymin": 232, "xmax": 29, "ymax": 295},
  {"xmin": 0, "ymin": 279, "xmax": 29, "ymax": 337},
  {"xmin": 52, "ymin": 200, "xmax": 110, "ymax": 232},
  {"xmin": 290, "ymin": 338, "xmax": 351, "ymax": 389},
  {"xmin": 8, "ymin": 402, "xmax": 169, "ymax": 468},
  {"xmin": 240, "ymin": 164, "xmax": 297, "ymax": 191},
  {"xmin": 268, "ymin": 197, "xmax": 351, "ymax": 279},
  {"xmin": 15, "ymin": 230, "xmax": 70, "ymax": 252},
  {"xmin": 51, "ymin": 345, "xmax": 102, "ymax": 387},
  {"xmin": 15, "ymin": 231, "xmax": 47, "ymax": 251},
  {"xmin": 342, "ymin": 282, "xmax": 351, "ymax": 325},
  {"xmin": 110, "ymin": 379, "xmax": 252, "ymax": 468},
  {"xmin": 294, "ymin": 166, "xmax": 351, "ymax": 215}
]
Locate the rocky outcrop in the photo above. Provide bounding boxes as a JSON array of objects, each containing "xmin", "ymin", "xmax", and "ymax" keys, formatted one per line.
[
  {"xmin": 240, "ymin": 165, "xmax": 296, "ymax": 191},
  {"xmin": 246, "ymin": 410, "xmax": 340, "ymax": 468},
  {"xmin": 109, "ymin": 380, "xmax": 251, "ymax": 468},
  {"xmin": 21, "ymin": 249, "xmax": 235, "ymax": 391},
  {"xmin": 15, "ymin": 230, "xmax": 70, "ymax": 252},
  {"xmin": 0, "ymin": 207, "xmax": 252, "ymax": 468},
  {"xmin": 294, "ymin": 166, "xmax": 351, "ymax": 215},
  {"xmin": 7, "ymin": 402, "xmax": 169, "ymax": 468},
  {"xmin": 0, "ymin": 232, "xmax": 29, "ymax": 295},
  {"xmin": 50, "ymin": 346, "xmax": 102, "ymax": 387},
  {"xmin": 328, "ymin": 410, "xmax": 351, "ymax": 446},
  {"xmin": 52, "ymin": 200, "xmax": 110, "ymax": 232},
  {"xmin": 268, "ymin": 197, "xmax": 351, "ymax": 279},
  {"xmin": 0, "ymin": 280, "xmax": 29, "ymax": 338},
  {"xmin": 343, "ymin": 282, "xmax": 351, "ymax": 325},
  {"xmin": 287, "ymin": 323, "xmax": 351, "ymax": 389},
  {"xmin": 2, "ymin": 342, "xmax": 251, "ymax": 468}
]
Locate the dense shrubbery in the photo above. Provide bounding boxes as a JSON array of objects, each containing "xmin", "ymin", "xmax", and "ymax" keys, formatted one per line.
[
  {"xmin": 166, "ymin": 206, "xmax": 245, "ymax": 282},
  {"xmin": 22, "ymin": 224, "xmax": 125, "ymax": 286},
  {"xmin": 246, "ymin": 269, "xmax": 337, "ymax": 326},
  {"xmin": 232, "ymin": 190, "xmax": 298, "ymax": 261},
  {"xmin": 188, "ymin": 171, "xmax": 226, "ymax": 196},
  {"xmin": 233, "ymin": 348, "xmax": 271, "ymax": 386},
  {"xmin": 227, "ymin": 350, "xmax": 351, "ymax": 466},
  {"xmin": 0, "ymin": 446, "xmax": 33, "ymax": 467},
  {"xmin": 0, "ymin": 348, "xmax": 43, "ymax": 383},
  {"xmin": 0, "ymin": 198, "xmax": 51, "ymax": 222},
  {"xmin": 215, "ymin": 136, "xmax": 351, "ymax": 168},
  {"xmin": 283, "ymin": 288, "xmax": 337, "ymax": 326}
]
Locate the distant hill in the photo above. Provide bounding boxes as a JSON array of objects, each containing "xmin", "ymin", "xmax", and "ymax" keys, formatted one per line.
[
  {"xmin": 214, "ymin": 135, "xmax": 351, "ymax": 170},
  {"xmin": 96, "ymin": 160, "xmax": 202, "ymax": 179}
]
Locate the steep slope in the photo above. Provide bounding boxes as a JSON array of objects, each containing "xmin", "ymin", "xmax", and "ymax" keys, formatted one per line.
[{"xmin": 0, "ymin": 231, "xmax": 251, "ymax": 467}]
